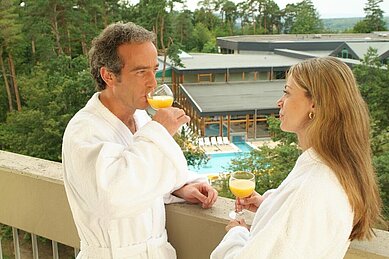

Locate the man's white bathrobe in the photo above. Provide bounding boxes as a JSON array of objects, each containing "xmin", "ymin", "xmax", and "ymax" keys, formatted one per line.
[
  {"xmin": 62, "ymin": 93, "xmax": 204, "ymax": 259},
  {"xmin": 211, "ymin": 149, "xmax": 354, "ymax": 259}
]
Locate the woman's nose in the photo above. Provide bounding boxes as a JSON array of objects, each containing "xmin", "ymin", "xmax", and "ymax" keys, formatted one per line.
[{"xmin": 276, "ymin": 97, "xmax": 283, "ymax": 108}]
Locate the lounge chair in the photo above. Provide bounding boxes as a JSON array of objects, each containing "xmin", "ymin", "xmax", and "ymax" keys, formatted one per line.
[
  {"xmin": 204, "ymin": 137, "xmax": 211, "ymax": 146},
  {"xmin": 217, "ymin": 136, "xmax": 224, "ymax": 145},
  {"xmin": 210, "ymin": 137, "xmax": 218, "ymax": 146},
  {"xmin": 222, "ymin": 137, "xmax": 230, "ymax": 145},
  {"xmin": 198, "ymin": 138, "xmax": 204, "ymax": 147}
]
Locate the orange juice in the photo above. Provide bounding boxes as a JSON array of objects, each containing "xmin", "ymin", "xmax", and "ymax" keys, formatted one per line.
[
  {"xmin": 229, "ymin": 179, "xmax": 255, "ymax": 198},
  {"xmin": 147, "ymin": 96, "xmax": 174, "ymax": 109}
]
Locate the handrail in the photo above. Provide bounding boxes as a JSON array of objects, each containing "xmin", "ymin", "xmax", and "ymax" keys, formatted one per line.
[{"xmin": 0, "ymin": 150, "xmax": 388, "ymax": 258}]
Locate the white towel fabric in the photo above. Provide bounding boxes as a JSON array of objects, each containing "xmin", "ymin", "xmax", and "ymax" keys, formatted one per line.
[
  {"xmin": 63, "ymin": 92, "xmax": 205, "ymax": 259},
  {"xmin": 211, "ymin": 148, "xmax": 353, "ymax": 259}
]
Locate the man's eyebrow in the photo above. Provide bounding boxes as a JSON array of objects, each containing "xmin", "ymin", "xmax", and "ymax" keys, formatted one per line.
[
  {"xmin": 130, "ymin": 64, "xmax": 159, "ymax": 72},
  {"xmin": 129, "ymin": 65, "xmax": 152, "ymax": 72}
]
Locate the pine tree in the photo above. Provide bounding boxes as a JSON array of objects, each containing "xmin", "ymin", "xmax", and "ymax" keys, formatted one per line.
[{"xmin": 353, "ymin": 0, "xmax": 387, "ymax": 33}]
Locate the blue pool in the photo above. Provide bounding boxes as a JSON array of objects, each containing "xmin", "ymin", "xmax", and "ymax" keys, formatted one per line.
[{"xmin": 189, "ymin": 142, "xmax": 253, "ymax": 174}]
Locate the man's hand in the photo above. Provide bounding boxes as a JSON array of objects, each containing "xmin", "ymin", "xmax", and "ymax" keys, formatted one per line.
[
  {"xmin": 173, "ymin": 182, "xmax": 218, "ymax": 209},
  {"xmin": 152, "ymin": 107, "xmax": 190, "ymax": 136}
]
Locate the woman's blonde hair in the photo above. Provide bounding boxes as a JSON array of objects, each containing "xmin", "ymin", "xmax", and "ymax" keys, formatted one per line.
[{"xmin": 287, "ymin": 56, "xmax": 382, "ymax": 240}]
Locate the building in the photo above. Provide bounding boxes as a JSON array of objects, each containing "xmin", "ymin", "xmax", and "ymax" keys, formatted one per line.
[{"xmin": 161, "ymin": 32, "xmax": 389, "ymax": 141}]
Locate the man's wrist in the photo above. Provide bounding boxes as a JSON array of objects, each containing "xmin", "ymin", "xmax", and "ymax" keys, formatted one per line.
[{"xmin": 172, "ymin": 184, "xmax": 187, "ymax": 198}]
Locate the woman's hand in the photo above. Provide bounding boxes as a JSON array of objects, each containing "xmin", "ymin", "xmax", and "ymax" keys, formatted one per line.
[
  {"xmin": 225, "ymin": 218, "xmax": 249, "ymax": 232},
  {"xmin": 235, "ymin": 191, "xmax": 264, "ymax": 213}
]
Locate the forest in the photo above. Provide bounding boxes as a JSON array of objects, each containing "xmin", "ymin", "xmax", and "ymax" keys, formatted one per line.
[{"xmin": 0, "ymin": 0, "xmax": 388, "ymax": 221}]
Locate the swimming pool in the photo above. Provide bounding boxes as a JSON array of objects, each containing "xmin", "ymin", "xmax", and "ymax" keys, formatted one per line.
[{"xmin": 189, "ymin": 142, "xmax": 252, "ymax": 174}]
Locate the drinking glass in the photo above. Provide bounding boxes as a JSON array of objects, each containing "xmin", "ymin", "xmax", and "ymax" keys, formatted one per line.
[
  {"xmin": 228, "ymin": 171, "xmax": 255, "ymax": 219},
  {"xmin": 147, "ymin": 84, "xmax": 174, "ymax": 109}
]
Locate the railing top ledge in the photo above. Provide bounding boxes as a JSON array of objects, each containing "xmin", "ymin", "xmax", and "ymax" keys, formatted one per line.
[{"xmin": 0, "ymin": 150, "xmax": 62, "ymax": 184}]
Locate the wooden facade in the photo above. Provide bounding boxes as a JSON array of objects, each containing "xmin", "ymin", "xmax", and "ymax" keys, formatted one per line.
[{"xmin": 171, "ymin": 68, "xmax": 282, "ymax": 140}]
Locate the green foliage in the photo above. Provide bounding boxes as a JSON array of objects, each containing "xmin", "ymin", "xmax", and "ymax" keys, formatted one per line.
[
  {"xmin": 266, "ymin": 116, "xmax": 297, "ymax": 144},
  {"xmin": 0, "ymin": 224, "xmax": 12, "ymax": 240},
  {"xmin": 172, "ymin": 10, "xmax": 196, "ymax": 51},
  {"xmin": 202, "ymin": 39, "xmax": 218, "ymax": 53},
  {"xmin": 193, "ymin": 23, "xmax": 213, "ymax": 52},
  {"xmin": 353, "ymin": 48, "xmax": 389, "ymax": 133},
  {"xmin": 0, "ymin": 83, "xmax": 8, "ymax": 122},
  {"xmin": 173, "ymin": 127, "xmax": 209, "ymax": 168},
  {"xmin": 0, "ymin": 55, "xmax": 94, "ymax": 161},
  {"xmin": 322, "ymin": 17, "xmax": 364, "ymax": 32},
  {"xmin": 353, "ymin": 49, "xmax": 389, "ymax": 220},
  {"xmin": 283, "ymin": 0, "xmax": 323, "ymax": 34},
  {"xmin": 353, "ymin": 0, "xmax": 387, "ymax": 32},
  {"xmin": 211, "ymin": 116, "xmax": 300, "ymax": 198}
]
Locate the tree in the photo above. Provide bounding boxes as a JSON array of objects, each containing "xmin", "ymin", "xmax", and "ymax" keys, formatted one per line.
[
  {"xmin": 193, "ymin": 7, "xmax": 220, "ymax": 32},
  {"xmin": 161, "ymin": 37, "xmax": 184, "ymax": 83},
  {"xmin": 354, "ymin": 0, "xmax": 387, "ymax": 33},
  {"xmin": 283, "ymin": 0, "xmax": 323, "ymax": 34},
  {"xmin": 173, "ymin": 10, "xmax": 195, "ymax": 51},
  {"xmin": 221, "ymin": 0, "xmax": 237, "ymax": 35},
  {"xmin": 193, "ymin": 23, "xmax": 213, "ymax": 52},
  {"xmin": 262, "ymin": 0, "xmax": 281, "ymax": 34},
  {"xmin": 0, "ymin": 0, "xmax": 23, "ymax": 111},
  {"xmin": 212, "ymin": 116, "xmax": 300, "ymax": 198},
  {"xmin": 173, "ymin": 127, "xmax": 209, "ymax": 169},
  {"xmin": 353, "ymin": 48, "xmax": 389, "ymax": 220},
  {"xmin": 0, "ymin": 55, "xmax": 95, "ymax": 161}
]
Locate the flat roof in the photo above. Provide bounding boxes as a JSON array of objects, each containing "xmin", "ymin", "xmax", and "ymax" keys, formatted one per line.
[
  {"xmin": 180, "ymin": 81, "xmax": 284, "ymax": 116},
  {"xmin": 166, "ymin": 53, "xmax": 303, "ymax": 73},
  {"xmin": 217, "ymin": 33, "xmax": 389, "ymax": 43}
]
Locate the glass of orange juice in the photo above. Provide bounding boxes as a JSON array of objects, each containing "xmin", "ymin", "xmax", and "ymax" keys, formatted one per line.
[
  {"xmin": 228, "ymin": 171, "xmax": 255, "ymax": 219},
  {"xmin": 147, "ymin": 84, "xmax": 174, "ymax": 109}
]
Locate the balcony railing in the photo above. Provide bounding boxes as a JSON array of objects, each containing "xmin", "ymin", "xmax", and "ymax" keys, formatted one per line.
[{"xmin": 0, "ymin": 150, "xmax": 388, "ymax": 259}]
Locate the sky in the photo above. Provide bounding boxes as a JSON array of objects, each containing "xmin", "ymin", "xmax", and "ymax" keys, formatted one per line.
[{"xmin": 178, "ymin": 0, "xmax": 389, "ymax": 19}]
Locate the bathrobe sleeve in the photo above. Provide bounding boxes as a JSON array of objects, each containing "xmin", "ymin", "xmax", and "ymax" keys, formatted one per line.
[
  {"xmin": 133, "ymin": 109, "xmax": 208, "ymax": 204},
  {"xmin": 210, "ymin": 165, "xmax": 353, "ymax": 259},
  {"xmin": 63, "ymin": 115, "xmax": 189, "ymax": 219},
  {"xmin": 163, "ymin": 171, "xmax": 208, "ymax": 204}
]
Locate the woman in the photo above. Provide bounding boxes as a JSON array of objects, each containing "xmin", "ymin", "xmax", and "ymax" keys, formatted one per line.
[{"xmin": 211, "ymin": 57, "xmax": 382, "ymax": 259}]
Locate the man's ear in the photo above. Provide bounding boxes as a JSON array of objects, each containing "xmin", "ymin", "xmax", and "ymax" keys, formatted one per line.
[{"xmin": 100, "ymin": 67, "xmax": 114, "ymax": 87}]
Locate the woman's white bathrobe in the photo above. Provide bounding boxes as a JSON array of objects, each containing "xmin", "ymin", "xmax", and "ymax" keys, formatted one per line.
[
  {"xmin": 62, "ymin": 93, "xmax": 204, "ymax": 259},
  {"xmin": 211, "ymin": 149, "xmax": 354, "ymax": 259}
]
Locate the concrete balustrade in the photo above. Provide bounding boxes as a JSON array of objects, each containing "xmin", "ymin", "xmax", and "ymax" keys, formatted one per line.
[{"xmin": 0, "ymin": 150, "xmax": 388, "ymax": 259}]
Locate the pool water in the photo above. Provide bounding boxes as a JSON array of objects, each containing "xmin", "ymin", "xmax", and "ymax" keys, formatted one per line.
[{"xmin": 189, "ymin": 142, "xmax": 253, "ymax": 174}]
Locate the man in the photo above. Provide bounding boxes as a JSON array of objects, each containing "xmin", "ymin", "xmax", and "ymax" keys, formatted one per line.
[{"xmin": 62, "ymin": 22, "xmax": 218, "ymax": 259}]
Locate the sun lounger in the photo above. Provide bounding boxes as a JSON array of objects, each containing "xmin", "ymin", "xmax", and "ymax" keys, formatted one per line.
[
  {"xmin": 222, "ymin": 137, "xmax": 230, "ymax": 145},
  {"xmin": 217, "ymin": 136, "xmax": 224, "ymax": 145},
  {"xmin": 204, "ymin": 137, "xmax": 211, "ymax": 146},
  {"xmin": 210, "ymin": 137, "xmax": 218, "ymax": 146},
  {"xmin": 198, "ymin": 137, "xmax": 204, "ymax": 147}
]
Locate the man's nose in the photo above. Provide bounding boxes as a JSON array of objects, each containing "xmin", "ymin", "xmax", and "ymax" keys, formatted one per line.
[{"xmin": 148, "ymin": 72, "xmax": 157, "ymax": 88}]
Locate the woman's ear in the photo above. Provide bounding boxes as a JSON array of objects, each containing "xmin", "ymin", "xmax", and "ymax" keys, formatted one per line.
[{"xmin": 100, "ymin": 67, "xmax": 114, "ymax": 87}]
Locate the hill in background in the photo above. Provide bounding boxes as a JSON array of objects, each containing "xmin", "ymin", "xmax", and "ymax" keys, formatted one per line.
[{"xmin": 322, "ymin": 16, "xmax": 389, "ymax": 32}]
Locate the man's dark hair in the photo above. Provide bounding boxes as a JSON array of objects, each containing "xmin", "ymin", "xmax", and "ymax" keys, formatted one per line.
[{"xmin": 89, "ymin": 22, "xmax": 156, "ymax": 90}]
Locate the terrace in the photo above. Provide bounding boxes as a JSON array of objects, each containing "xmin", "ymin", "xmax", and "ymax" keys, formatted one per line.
[{"xmin": 1, "ymin": 150, "xmax": 388, "ymax": 259}]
